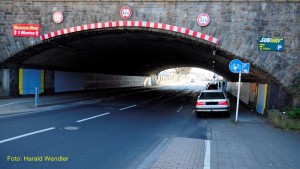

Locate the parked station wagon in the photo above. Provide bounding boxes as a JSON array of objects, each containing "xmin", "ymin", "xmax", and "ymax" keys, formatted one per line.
[{"xmin": 195, "ymin": 90, "xmax": 230, "ymax": 117}]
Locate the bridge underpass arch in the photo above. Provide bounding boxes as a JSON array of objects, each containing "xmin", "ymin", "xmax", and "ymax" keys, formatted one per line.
[
  {"xmin": 0, "ymin": 21, "xmax": 297, "ymax": 110},
  {"xmin": 5, "ymin": 21, "xmax": 268, "ymax": 81}
]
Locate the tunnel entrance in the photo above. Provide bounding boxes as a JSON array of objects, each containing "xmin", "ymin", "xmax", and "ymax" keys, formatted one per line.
[{"xmin": 0, "ymin": 22, "xmax": 295, "ymax": 110}]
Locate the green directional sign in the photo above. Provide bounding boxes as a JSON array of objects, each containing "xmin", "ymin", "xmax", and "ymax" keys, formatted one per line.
[{"xmin": 259, "ymin": 37, "xmax": 284, "ymax": 51}]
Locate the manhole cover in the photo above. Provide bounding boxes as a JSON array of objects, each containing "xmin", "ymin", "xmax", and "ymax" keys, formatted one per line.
[{"xmin": 63, "ymin": 126, "xmax": 79, "ymax": 131}]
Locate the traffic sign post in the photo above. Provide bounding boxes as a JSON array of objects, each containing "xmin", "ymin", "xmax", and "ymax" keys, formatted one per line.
[
  {"xmin": 235, "ymin": 71, "xmax": 241, "ymax": 123},
  {"xmin": 229, "ymin": 59, "xmax": 250, "ymax": 123}
]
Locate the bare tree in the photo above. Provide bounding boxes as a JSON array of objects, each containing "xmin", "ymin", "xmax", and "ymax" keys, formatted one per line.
[{"xmin": 174, "ymin": 67, "xmax": 191, "ymax": 75}]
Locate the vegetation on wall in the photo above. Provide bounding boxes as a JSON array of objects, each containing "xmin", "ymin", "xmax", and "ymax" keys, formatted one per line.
[{"xmin": 284, "ymin": 107, "xmax": 300, "ymax": 119}]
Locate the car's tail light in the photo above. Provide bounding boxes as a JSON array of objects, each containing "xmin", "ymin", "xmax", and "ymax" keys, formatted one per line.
[
  {"xmin": 219, "ymin": 101, "xmax": 228, "ymax": 105},
  {"xmin": 196, "ymin": 101, "xmax": 205, "ymax": 106}
]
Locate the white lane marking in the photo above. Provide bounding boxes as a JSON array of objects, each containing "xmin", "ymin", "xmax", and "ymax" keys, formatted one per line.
[
  {"xmin": 76, "ymin": 112, "xmax": 110, "ymax": 123},
  {"xmin": 0, "ymin": 101, "xmax": 31, "ymax": 107},
  {"xmin": 177, "ymin": 106, "xmax": 183, "ymax": 112},
  {"xmin": 0, "ymin": 127, "xmax": 55, "ymax": 144},
  {"xmin": 119, "ymin": 105, "xmax": 137, "ymax": 111},
  {"xmin": 203, "ymin": 140, "xmax": 211, "ymax": 169},
  {"xmin": 142, "ymin": 99, "xmax": 152, "ymax": 104}
]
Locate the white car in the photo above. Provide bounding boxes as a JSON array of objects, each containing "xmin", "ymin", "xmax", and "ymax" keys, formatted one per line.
[{"xmin": 195, "ymin": 90, "xmax": 230, "ymax": 117}]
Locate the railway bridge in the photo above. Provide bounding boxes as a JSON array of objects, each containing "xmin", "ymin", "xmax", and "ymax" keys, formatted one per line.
[{"xmin": 0, "ymin": 0, "xmax": 299, "ymax": 108}]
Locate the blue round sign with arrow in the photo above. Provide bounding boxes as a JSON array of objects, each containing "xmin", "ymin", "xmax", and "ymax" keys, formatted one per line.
[{"xmin": 229, "ymin": 59, "xmax": 243, "ymax": 73}]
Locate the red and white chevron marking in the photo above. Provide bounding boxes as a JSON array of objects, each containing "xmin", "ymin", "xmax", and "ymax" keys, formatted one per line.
[{"xmin": 40, "ymin": 21, "xmax": 219, "ymax": 44}]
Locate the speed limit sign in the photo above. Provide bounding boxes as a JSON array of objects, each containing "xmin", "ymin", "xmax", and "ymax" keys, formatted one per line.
[
  {"xmin": 53, "ymin": 11, "xmax": 64, "ymax": 24},
  {"xmin": 120, "ymin": 6, "xmax": 132, "ymax": 19},
  {"xmin": 197, "ymin": 13, "xmax": 210, "ymax": 27}
]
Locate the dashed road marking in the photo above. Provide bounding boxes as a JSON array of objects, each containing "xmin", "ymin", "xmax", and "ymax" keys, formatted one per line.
[
  {"xmin": 0, "ymin": 127, "xmax": 55, "ymax": 144},
  {"xmin": 76, "ymin": 112, "xmax": 110, "ymax": 123},
  {"xmin": 177, "ymin": 106, "xmax": 183, "ymax": 112},
  {"xmin": 119, "ymin": 105, "xmax": 137, "ymax": 111},
  {"xmin": 142, "ymin": 99, "xmax": 152, "ymax": 104}
]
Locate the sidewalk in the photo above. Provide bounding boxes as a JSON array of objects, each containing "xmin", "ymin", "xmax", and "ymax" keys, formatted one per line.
[
  {"xmin": 138, "ymin": 111, "xmax": 300, "ymax": 169},
  {"xmin": 0, "ymin": 87, "xmax": 146, "ymax": 116},
  {"xmin": 0, "ymin": 91, "xmax": 104, "ymax": 116},
  {"xmin": 209, "ymin": 113, "xmax": 300, "ymax": 169}
]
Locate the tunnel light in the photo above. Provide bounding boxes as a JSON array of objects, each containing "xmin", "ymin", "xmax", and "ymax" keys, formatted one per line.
[{"xmin": 213, "ymin": 50, "xmax": 216, "ymax": 56}]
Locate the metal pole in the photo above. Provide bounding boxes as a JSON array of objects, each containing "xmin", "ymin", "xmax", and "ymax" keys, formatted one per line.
[
  {"xmin": 235, "ymin": 71, "xmax": 242, "ymax": 123},
  {"xmin": 34, "ymin": 87, "xmax": 39, "ymax": 108}
]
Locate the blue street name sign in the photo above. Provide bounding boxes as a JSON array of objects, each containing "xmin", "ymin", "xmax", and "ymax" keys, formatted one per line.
[{"xmin": 229, "ymin": 59, "xmax": 243, "ymax": 73}]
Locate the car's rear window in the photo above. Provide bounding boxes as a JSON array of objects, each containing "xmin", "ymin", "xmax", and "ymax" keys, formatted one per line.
[
  {"xmin": 207, "ymin": 84, "xmax": 218, "ymax": 90},
  {"xmin": 199, "ymin": 92, "xmax": 225, "ymax": 99}
]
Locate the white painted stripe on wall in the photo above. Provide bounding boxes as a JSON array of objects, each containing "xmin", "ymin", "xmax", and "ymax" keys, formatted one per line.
[
  {"xmin": 173, "ymin": 26, "xmax": 178, "ymax": 32},
  {"xmin": 181, "ymin": 28, "xmax": 186, "ymax": 33},
  {"xmin": 204, "ymin": 35, "xmax": 210, "ymax": 41},
  {"xmin": 134, "ymin": 21, "xmax": 139, "ymax": 26},
  {"xmin": 150, "ymin": 22, "xmax": 154, "ymax": 28},
  {"xmin": 164, "ymin": 24, "xmax": 169, "ymax": 30},
  {"xmin": 158, "ymin": 23, "xmax": 162, "ymax": 29}
]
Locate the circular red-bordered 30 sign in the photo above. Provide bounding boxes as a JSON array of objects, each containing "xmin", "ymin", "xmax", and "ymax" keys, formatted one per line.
[
  {"xmin": 197, "ymin": 13, "xmax": 210, "ymax": 27},
  {"xmin": 53, "ymin": 11, "xmax": 64, "ymax": 24},
  {"xmin": 120, "ymin": 6, "xmax": 132, "ymax": 19}
]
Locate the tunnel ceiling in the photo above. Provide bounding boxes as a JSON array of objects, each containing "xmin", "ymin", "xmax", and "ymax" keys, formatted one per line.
[{"xmin": 6, "ymin": 28, "xmax": 267, "ymax": 82}]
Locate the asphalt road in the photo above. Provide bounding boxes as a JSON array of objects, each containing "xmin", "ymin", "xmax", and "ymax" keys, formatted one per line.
[{"xmin": 0, "ymin": 83, "xmax": 211, "ymax": 169}]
